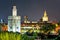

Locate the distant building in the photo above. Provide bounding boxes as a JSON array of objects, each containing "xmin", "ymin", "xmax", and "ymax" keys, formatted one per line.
[
  {"xmin": 42, "ymin": 10, "xmax": 48, "ymax": 22},
  {"xmin": 0, "ymin": 19, "xmax": 4, "ymax": 23},
  {"xmin": 8, "ymin": 6, "xmax": 21, "ymax": 33},
  {"xmin": 24, "ymin": 16, "xmax": 30, "ymax": 23},
  {"xmin": 32, "ymin": 21, "xmax": 37, "ymax": 23}
]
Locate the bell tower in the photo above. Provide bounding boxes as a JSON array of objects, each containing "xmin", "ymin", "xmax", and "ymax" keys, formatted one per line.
[
  {"xmin": 8, "ymin": 5, "xmax": 21, "ymax": 33},
  {"xmin": 42, "ymin": 10, "xmax": 48, "ymax": 22}
]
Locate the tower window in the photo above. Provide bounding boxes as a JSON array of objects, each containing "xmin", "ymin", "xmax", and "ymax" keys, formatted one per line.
[
  {"xmin": 10, "ymin": 27, "xmax": 12, "ymax": 29},
  {"xmin": 17, "ymin": 27, "xmax": 18, "ymax": 29}
]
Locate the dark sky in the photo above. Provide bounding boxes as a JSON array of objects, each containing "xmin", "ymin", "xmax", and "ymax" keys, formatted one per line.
[{"xmin": 0, "ymin": 0, "xmax": 60, "ymax": 23}]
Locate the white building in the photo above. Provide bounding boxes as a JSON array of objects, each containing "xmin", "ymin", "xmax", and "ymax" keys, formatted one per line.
[{"xmin": 8, "ymin": 6, "xmax": 21, "ymax": 33}]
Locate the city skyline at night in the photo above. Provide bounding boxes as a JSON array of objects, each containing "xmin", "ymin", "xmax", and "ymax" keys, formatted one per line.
[
  {"xmin": 0, "ymin": 0, "xmax": 60, "ymax": 23},
  {"xmin": 0, "ymin": 0, "xmax": 60, "ymax": 40}
]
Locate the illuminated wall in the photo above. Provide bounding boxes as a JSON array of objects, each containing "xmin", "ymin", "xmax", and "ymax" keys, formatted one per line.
[{"xmin": 8, "ymin": 6, "xmax": 21, "ymax": 33}]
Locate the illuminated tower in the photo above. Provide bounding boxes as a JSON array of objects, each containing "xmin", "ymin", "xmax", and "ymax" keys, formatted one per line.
[
  {"xmin": 8, "ymin": 6, "xmax": 21, "ymax": 33},
  {"xmin": 24, "ymin": 16, "xmax": 30, "ymax": 23},
  {"xmin": 24, "ymin": 16, "xmax": 28, "ymax": 23},
  {"xmin": 42, "ymin": 10, "xmax": 48, "ymax": 22}
]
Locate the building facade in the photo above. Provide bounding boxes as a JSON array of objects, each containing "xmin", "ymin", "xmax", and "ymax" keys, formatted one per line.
[
  {"xmin": 42, "ymin": 10, "xmax": 48, "ymax": 22},
  {"xmin": 8, "ymin": 6, "xmax": 21, "ymax": 32}
]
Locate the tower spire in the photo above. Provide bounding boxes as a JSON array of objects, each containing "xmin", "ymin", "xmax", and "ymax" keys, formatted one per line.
[
  {"xmin": 44, "ymin": 10, "xmax": 47, "ymax": 17},
  {"xmin": 12, "ymin": 6, "xmax": 17, "ymax": 16},
  {"xmin": 42, "ymin": 10, "xmax": 48, "ymax": 22}
]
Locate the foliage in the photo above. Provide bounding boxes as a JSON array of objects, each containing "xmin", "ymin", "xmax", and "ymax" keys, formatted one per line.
[
  {"xmin": 0, "ymin": 31, "xmax": 36, "ymax": 40},
  {"xmin": 0, "ymin": 31, "xmax": 21, "ymax": 40},
  {"xmin": 0, "ymin": 31, "xmax": 59, "ymax": 40},
  {"xmin": 41, "ymin": 23, "xmax": 56, "ymax": 33}
]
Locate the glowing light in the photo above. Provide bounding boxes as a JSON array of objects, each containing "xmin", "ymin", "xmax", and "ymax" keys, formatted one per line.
[
  {"xmin": 55, "ymin": 24, "xmax": 58, "ymax": 27},
  {"xmin": 12, "ymin": 6, "xmax": 17, "ymax": 16},
  {"xmin": 42, "ymin": 10, "xmax": 48, "ymax": 21}
]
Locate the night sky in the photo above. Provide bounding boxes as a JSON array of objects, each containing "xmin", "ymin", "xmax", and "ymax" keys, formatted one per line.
[{"xmin": 0, "ymin": 0, "xmax": 60, "ymax": 23}]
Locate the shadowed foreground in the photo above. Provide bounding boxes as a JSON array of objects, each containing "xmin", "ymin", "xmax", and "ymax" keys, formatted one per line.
[{"xmin": 0, "ymin": 31, "xmax": 60, "ymax": 40}]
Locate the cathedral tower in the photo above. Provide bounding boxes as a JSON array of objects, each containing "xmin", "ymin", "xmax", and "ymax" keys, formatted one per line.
[{"xmin": 42, "ymin": 10, "xmax": 48, "ymax": 22}]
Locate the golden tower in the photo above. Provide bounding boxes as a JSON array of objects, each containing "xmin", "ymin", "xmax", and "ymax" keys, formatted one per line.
[{"xmin": 42, "ymin": 10, "xmax": 48, "ymax": 22}]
